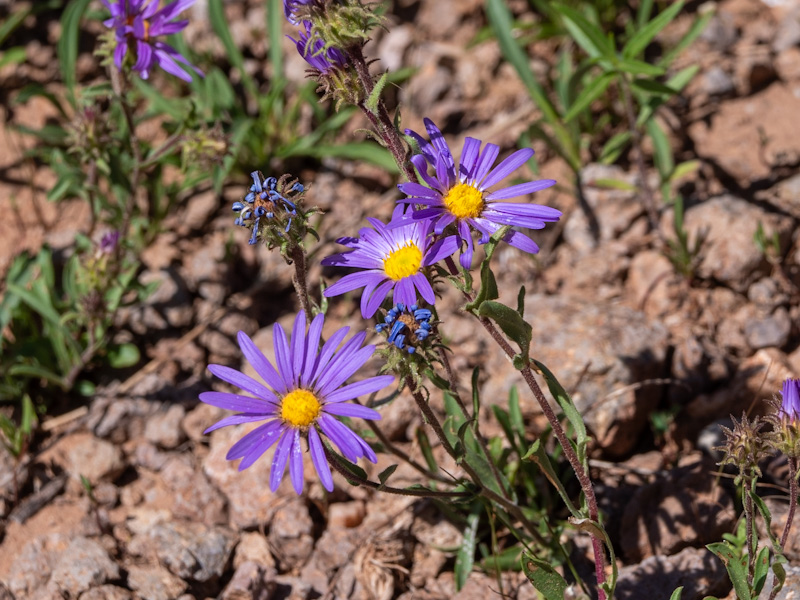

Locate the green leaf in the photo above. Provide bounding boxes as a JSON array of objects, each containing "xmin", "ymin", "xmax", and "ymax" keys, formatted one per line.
[
  {"xmin": 20, "ymin": 394, "xmax": 36, "ymax": 435},
  {"xmin": 516, "ymin": 286, "xmax": 526, "ymax": 318},
  {"xmin": 58, "ymin": 0, "xmax": 92, "ymax": 107},
  {"xmin": 646, "ymin": 118, "xmax": 674, "ymax": 180},
  {"xmin": 7, "ymin": 364, "xmax": 68, "ymax": 389},
  {"xmin": 614, "ymin": 57, "xmax": 665, "ymax": 76},
  {"xmin": 471, "ymin": 367, "xmax": 481, "ymax": 421},
  {"xmin": 553, "ymin": 4, "xmax": 615, "ymax": 59},
  {"xmin": 522, "ymin": 439, "xmax": 581, "ymax": 518},
  {"xmin": 660, "ymin": 10, "xmax": 713, "ymax": 67},
  {"xmin": 668, "ymin": 587, "xmax": 683, "ymax": 600},
  {"xmin": 0, "ymin": 4, "xmax": 32, "ymax": 47},
  {"xmin": 670, "ymin": 160, "xmax": 700, "ymax": 182},
  {"xmin": 0, "ymin": 47, "xmax": 26, "ymax": 69},
  {"xmin": 416, "ymin": 427, "xmax": 438, "ymax": 473},
  {"xmin": 521, "ymin": 553, "xmax": 569, "ymax": 600},
  {"xmin": 465, "ymin": 226, "xmax": 505, "ymax": 312},
  {"xmin": 564, "ymin": 71, "xmax": 615, "ymax": 123},
  {"xmin": 6, "ymin": 283, "xmax": 61, "ymax": 326},
  {"xmin": 598, "ymin": 131, "xmax": 632, "ymax": 164},
  {"xmin": 477, "ymin": 301, "xmax": 532, "ymax": 360},
  {"xmin": 366, "ymin": 72, "xmax": 389, "ymax": 115},
  {"xmin": 107, "ymin": 343, "xmax": 140, "ymax": 368},
  {"xmin": 508, "ymin": 386, "xmax": 524, "ymax": 442},
  {"xmin": 532, "ymin": 360, "xmax": 587, "ymax": 455},
  {"xmin": 295, "ymin": 143, "xmax": 398, "ymax": 173},
  {"xmin": 208, "ymin": 0, "xmax": 257, "ymax": 98},
  {"xmin": 267, "ymin": 0, "xmax": 284, "ymax": 79},
  {"xmin": 455, "ymin": 502, "xmax": 482, "ymax": 590},
  {"xmin": 377, "ymin": 464, "xmax": 398, "ymax": 486},
  {"xmin": 753, "ymin": 546, "xmax": 770, "ymax": 596},
  {"xmin": 707, "ymin": 542, "xmax": 751, "ymax": 600},
  {"xmin": 623, "ymin": 1, "xmax": 684, "ymax": 59}
]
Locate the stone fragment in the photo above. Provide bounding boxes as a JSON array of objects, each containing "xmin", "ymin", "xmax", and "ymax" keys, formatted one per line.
[
  {"xmin": 700, "ymin": 12, "xmax": 738, "ymax": 51},
  {"xmin": 8, "ymin": 533, "xmax": 70, "ymax": 597},
  {"xmin": 78, "ymin": 585, "xmax": 132, "ymax": 600},
  {"xmin": 744, "ymin": 307, "xmax": 791, "ymax": 349},
  {"xmin": 620, "ymin": 459, "xmax": 736, "ymax": 561},
  {"xmin": 328, "ymin": 501, "xmax": 366, "ymax": 529},
  {"xmin": 701, "ymin": 65, "xmax": 735, "ymax": 96},
  {"xmin": 144, "ymin": 404, "xmax": 187, "ymax": 449},
  {"xmin": 0, "ymin": 582, "xmax": 12, "ymax": 600},
  {"xmin": 219, "ymin": 562, "xmax": 277, "ymax": 600},
  {"xmin": 128, "ymin": 521, "xmax": 236, "ymax": 583},
  {"xmin": 48, "ymin": 537, "xmax": 119, "ymax": 597},
  {"xmin": 268, "ymin": 499, "xmax": 315, "ymax": 570},
  {"xmin": 160, "ymin": 455, "xmax": 227, "ymax": 525},
  {"xmin": 615, "ymin": 547, "xmax": 729, "ymax": 599},
  {"xmin": 41, "ymin": 432, "xmax": 124, "ymax": 484},
  {"xmin": 682, "ymin": 195, "xmax": 790, "ymax": 291},
  {"xmin": 233, "ymin": 532, "xmax": 275, "ymax": 570},
  {"xmin": 181, "ymin": 401, "xmax": 224, "ymax": 442},
  {"xmin": 626, "ymin": 250, "xmax": 682, "ymax": 318},
  {"xmin": 126, "ymin": 565, "xmax": 187, "ymax": 600}
]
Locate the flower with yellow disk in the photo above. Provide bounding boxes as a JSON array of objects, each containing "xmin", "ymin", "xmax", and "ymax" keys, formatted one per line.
[
  {"xmin": 200, "ymin": 311, "xmax": 394, "ymax": 494},
  {"xmin": 398, "ymin": 118, "xmax": 561, "ymax": 269}
]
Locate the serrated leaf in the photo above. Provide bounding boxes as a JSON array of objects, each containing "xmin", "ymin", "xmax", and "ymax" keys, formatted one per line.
[
  {"xmin": 622, "ymin": 1, "xmax": 684, "ymax": 59},
  {"xmin": 521, "ymin": 553, "xmax": 569, "ymax": 600},
  {"xmin": 455, "ymin": 502, "xmax": 482, "ymax": 590}
]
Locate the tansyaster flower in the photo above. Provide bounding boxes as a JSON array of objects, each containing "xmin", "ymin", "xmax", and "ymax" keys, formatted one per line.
[
  {"xmin": 781, "ymin": 379, "xmax": 800, "ymax": 420},
  {"xmin": 321, "ymin": 207, "xmax": 459, "ymax": 318},
  {"xmin": 289, "ymin": 21, "xmax": 347, "ymax": 73},
  {"xmin": 98, "ymin": 230, "xmax": 121, "ymax": 254},
  {"xmin": 397, "ymin": 118, "xmax": 561, "ymax": 269},
  {"xmin": 102, "ymin": 0, "xmax": 203, "ymax": 82},
  {"xmin": 200, "ymin": 311, "xmax": 394, "ymax": 494},
  {"xmin": 233, "ymin": 171, "xmax": 301, "ymax": 245},
  {"xmin": 376, "ymin": 303, "xmax": 433, "ymax": 354}
]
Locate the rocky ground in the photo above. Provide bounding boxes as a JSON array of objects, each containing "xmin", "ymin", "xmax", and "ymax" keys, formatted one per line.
[{"xmin": 1, "ymin": 0, "xmax": 800, "ymax": 598}]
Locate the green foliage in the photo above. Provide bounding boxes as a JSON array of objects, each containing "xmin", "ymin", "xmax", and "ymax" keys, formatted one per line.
[{"xmin": 521, "ymin": 553, "xmax": 569, "ymax": 600}]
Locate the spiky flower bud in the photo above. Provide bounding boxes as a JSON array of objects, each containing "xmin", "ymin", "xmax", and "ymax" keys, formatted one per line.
[{"xmin": 715, "ymin": 413, "xmax": 773, "ymax": 483}]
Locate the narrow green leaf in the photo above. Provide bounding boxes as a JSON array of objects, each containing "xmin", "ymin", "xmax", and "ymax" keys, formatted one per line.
[
  {"xmin": 623, "ymin": 1, "xmax": 684, "ymax": 59},
  {"xmin": 508, "ymin": 386, "xmax": 524, "ymax": 442},
  {"xmin": 564, "ymin": 71, "xmax": 615, "ymax": 122},
  {"xmin": 267, "ymin": 0, "xmax": 283, "ymax": 79},
  {"xmin": 554, "ymin": 4, "xmax": 615, "ymax": 59},
  {"xmin": 660, "ymin": 10, "xmax": 713, "ymax": 67},
  {"xmin": 0, "ymin": 4, "xmax": 32, "ymax": 47},
  {"xmin": 646, "ymin": 118, "xmax": 674, "ymax": 180},
  {"xmin": 366, "ymin": 72, "xmax": 389, "ymax": 115},
  {"xmin": 492, "ymin": 406, "xmax": 517, "ymax": 452},
  {"xmin": 0, "ymin": 47, "xmax": 26, "ymax": 69},
  {"xmin": 208, "ymin": 0, "xmax": 257, "ymax": 97},
  {"xmin": 516, "ymin": 286, "xmax": 526, "ymax": 318},
  {"xmin": 7, "ymin": 364, "xmax": 68, "ymax": 389},
  {"xmin": 522, "ymin": 439, "xmax": 581, "ymax": 518},
  {"xmin": 20, "ymin": 394, "xmax": 36, "ymax": 435},
  {"xmin": 471, "ymin": 367, "xmax": 481, "ymax": 421},
  {"xmin": 416, "ymin": 427, "xmax": 438, "ymax": 473},
  {"xmin": 455, "ymin": 502, "xmax": 482, "ymax": 590},
  {"xmin": 670, "ymin": 160, "xmax": 700, "ymax": 182},
  {"xmin": 377, "ymin": 464, "xmax": 398, "ymax": 486},
  {"xmin": 598, "ymin": 131, "xmax": 632, "ymax": 164},
  {"xmin": 521, "ymin": 553, "xmax": 569, "ymax": 600},
  {"xmin": 614, "ymin": 57, "xmax": 665, "ymax": 76},
  {"xmin": 668, "ymin": 587, "xmax": 683, "ymax": 600},
  {"xmin": 57, "ymin": 0, "xmax": 92, "ymax": 107},
  {"xmin": 532, "ymin": 360, "xmax": 587, "ymax": 452},
  {"xmin": 753, "ymin": 546, "xmax": 770, "ymax": 596},
  {"xmin": 6, "ymin": 283, "xmax": 61, "ymax": 326},
  {"xmin": 295, "ymin": 143, "xmax": 398, "ymax": 173},
  {"xmin": 477, "ymin": 301, "xmax": 531, "ymax": 359}
]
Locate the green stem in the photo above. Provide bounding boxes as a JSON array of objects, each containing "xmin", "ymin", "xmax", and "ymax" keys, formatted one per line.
[{"xmin": 781, "ymin": 458, "xmax": 797, "ymax": 549}]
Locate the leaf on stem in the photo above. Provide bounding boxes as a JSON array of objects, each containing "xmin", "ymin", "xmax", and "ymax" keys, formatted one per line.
[{"xmin": 521, "ymin": 553, "xmax": 569, "ymax": 600}]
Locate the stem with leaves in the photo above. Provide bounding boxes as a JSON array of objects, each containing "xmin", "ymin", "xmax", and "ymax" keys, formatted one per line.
[{"xmin": 780, "ymin": 457, "xmax": 798, "ymax": 549}]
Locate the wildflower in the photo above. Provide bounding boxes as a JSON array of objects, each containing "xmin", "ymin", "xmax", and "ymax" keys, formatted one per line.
[
  {"xmin": 321, "ymin": 207, "xmax": 458, "ymax": 318},
  {"xmin": 233, "ymin": 171, "xmax": 302, "ymax": 245},
  {"xmin": 781, "ymin": 378, "xmax": 800, "ymax": 421},
  {"xmin": 289, "ymin": 21, "xmax": 348, "ymax": 73},
  {"xmin": 376, "ymin": 303, "xmax": 433, "ymax": 354},
  {"xmin": 200, "ymin": 311, "xmax": 394, "ymax": 494},
  {"xmin": 397, "ymin": 118, "xmax": 561, "ymax": 269},
  {"xmin": 98, "ymin": 230, "xmax": 121, "ymax": 255},
  {"xmin": 102, "ymin": 0, "xmax": 203, "ymax": 82}
]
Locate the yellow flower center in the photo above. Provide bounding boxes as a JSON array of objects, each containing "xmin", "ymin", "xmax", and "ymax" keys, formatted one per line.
[
  {"xmin": 383, "ymin": 243, "xmax": 423, "ymax": 281},
  {"xmin": 443, "ymin": 182, "xmax": 484, "ymax": 219},
  {"xmin": 280, "ymin": 389, "xmax": 321, "ymax": 428}
]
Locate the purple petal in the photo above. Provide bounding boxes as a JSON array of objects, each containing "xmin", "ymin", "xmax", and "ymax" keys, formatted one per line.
[
  {"xmin": 288, "ymin": 429, "xmax": 304, "ymax": 494},
  {"xmin": 411, "ymin": 273, "xmax": 436, "ymax": 305},
  {"xmin": 459, "ymin": 137, "xmax": 481, "ymax": 181},
  {"xmin": 472, "ymin": 143, "xmax": 500, "ymax": 186},
  {"xmin": 324, "ymin": 271, "xmax": 386, "ymax": 297},
  {"xmin": 410, "ymin": 154, "xmax": 444, "ymax": 191},
  {"xmin": 301, "ymin": 312, "xmax": 325, "ymax": 387},
  {"xmin": 207, "ymin": 364, "xmax": 277, "ymax": 402},
  {"xmin": 199, "ymin": 391, "xmax": 275, "ymax": 414},
  {"xmin": 155, "ymin": 0, "xmax": 195, "ymax": 21},
  {"xmin": 291, "ymin": 311, "xmax": 306, "ymax": 383},
  {"xmin": 269, "ymin": 429, "xmax": 294, "ymax": 491},
  {"xmin": 153, "ymin": 46, "xmax": 193, "ymax": 82},
  {"xmin": 133, "ymin": 39, "xmax": 154, "ymax": 74},
  {"xmin": 424, "ymin": 235, "xmax": 459, "ymax": 265},
  {"xmin": 273, "ymin": 321, "xmax": 294, "ymax": 388},
  {"xmin": 308, "ymin": 326, "xmax": 350, "ymax": 384},
  {"xmin": 318, "ymin": 414, "xmax": 361, "ymax": 461},
  {"xmin": 485, "ymin": 179, "xmax": 557, "ymax": 200},
  {"xmin": 113, "ymin": 42, "xmax": 127, "ymax": 69},
  {"xmin": 203, "ymin": 414, "xmax": 267, "ymax": 434},
  {"xmin": 323, "ymin": 403, "xmax": 381, "ymax": 420},
  {"xmin": 480, "ymin": 148, "xmax": 534, "ymax": 190},
  {"xmin": 317, "ymin": 346, "xmax": 375, "ymax": 397},
  {"xmin": 393, "ymin": 276, "xmax": 417, "ymax": 307},
  {"xmin": 308, "ymin": 427, "xmax": 334, "ymax": 492},
  {"xmin": 500, "ymin": 229, "xmax": 540, "ymax": 254},
  {"xmin": 458, "ymin": 220, "xmax": 474, "ymax": 270},
  {"xmin": 485, "ymin": 201, "xmax": 562, "ymax": 220},
  {"xmin": 226, "ymin": 419, "xmax": 282, "ymax": 460},
  {"xmin": 397, "ymin": 182, "xmax": 441, "ymax": 202},
  {"xmin": 323, "ymin": 375, "xmax": 396, "ymax": 404},
  {"xmin": 238, "ymin": 331, "xmax": 287, "ymax": 394},
  {"xmin": 362, "ymin": 278, "xmax": 395, "ymax": 319}
]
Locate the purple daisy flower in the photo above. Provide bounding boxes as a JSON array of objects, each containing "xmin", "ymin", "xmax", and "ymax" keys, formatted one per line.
[
  {"xmin": 289, "ymin": 21, "xmax": 347, "ymax": 73},
  {"xmin": 200, "ymin": 310, "xmax": 394, "ymax": 494},
  {"xmin": 102, "ymin": 0, "xmax": 203, "ymax": 82},
  {"xmin": 98, "ymin": 230, "xmax": 121, "ymax": 254},
  {"xmin": 397, "ymin": 118, "xmax": 562, "ymax": 269},
  {"xmin": 321, "ymin": 207, "xmax": 459, "ymax": 318},
  {"xmin": 781, "ymin": 378, "xmax": 800, "ymax": 421}
]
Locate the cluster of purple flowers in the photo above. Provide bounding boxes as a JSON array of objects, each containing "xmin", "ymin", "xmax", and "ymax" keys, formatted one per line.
[
  {"xmin": 284, "ymin": 1, "xmax": 348, "ymax": 73},
  {"xmin": 102, "ymin": 0, "xmax": 203, "ymax": 82},
  {"xmin": 322, "ymin": 118, "xmax": 561, "ymax": 312}
]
